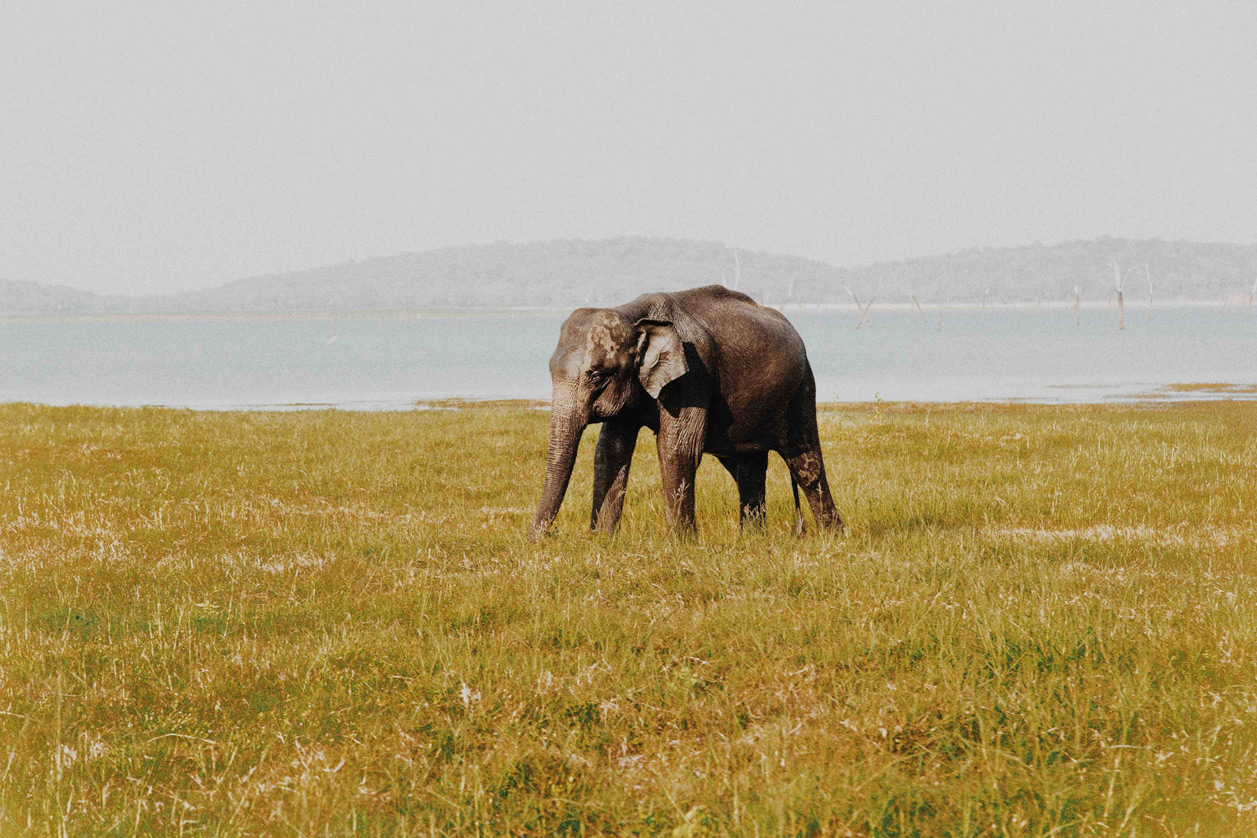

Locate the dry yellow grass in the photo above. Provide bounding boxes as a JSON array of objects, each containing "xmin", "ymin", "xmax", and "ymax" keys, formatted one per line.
[{"xmin": 2, "ymin": 400, "xmax": 1256, "ymax": 836}]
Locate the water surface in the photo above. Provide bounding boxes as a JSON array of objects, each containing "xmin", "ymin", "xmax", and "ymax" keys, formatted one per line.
[{"xmin": 3, "ymin": 306, "xmax": 1254, "ymax": 408}]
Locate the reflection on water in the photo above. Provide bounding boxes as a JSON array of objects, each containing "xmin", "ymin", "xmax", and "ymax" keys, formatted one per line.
[{"xmin": 3, "ymin": 306, "xmax": 1255, "ymax": 409}]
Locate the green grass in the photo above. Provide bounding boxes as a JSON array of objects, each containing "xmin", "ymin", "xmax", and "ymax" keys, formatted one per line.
[{"xmin": 2, "ymin": 400, "xmax": 1256, "ymax": 836}]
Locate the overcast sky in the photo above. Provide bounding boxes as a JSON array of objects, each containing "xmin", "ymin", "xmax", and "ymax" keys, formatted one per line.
[{"xmin": 3, "ymin": 2, "xmax": 1254, "ymax": 295}]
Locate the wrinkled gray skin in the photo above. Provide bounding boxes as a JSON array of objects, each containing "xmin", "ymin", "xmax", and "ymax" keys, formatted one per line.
[{"xmin": 529, "ymin": 285, "xmax": 843, "ymax": 541}]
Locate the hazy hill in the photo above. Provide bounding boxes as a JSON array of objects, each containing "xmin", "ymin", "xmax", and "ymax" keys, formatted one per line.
[
  {"xmin": 0, "ymin": 278, "xmax": 126, "ymax": 315},
  {"xmin": 155, "ymin": 239, "xmax": 835, "ymax": 312},
  {"xmin": 834, "ymin": 238, "xmax": 1257, "ymax": 306},
  {"xmin": 129, "ymin": 236, "xmax": 1257, "ymax": 311},
  {"xmin": 3, "ymin": 237, "xmax": 1255, "ymax": 314}
]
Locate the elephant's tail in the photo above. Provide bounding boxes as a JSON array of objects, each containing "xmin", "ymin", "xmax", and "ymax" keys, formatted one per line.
[{"xmin": 791, "ymin": 477, "xmax": 805, "ymax": 536}]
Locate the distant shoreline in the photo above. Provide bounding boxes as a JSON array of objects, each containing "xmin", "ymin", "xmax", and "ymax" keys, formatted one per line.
[
  {"xmin": 0, "ymin": 298, "xmax": 1247, "ymax": 323},
  {"xmin": 0, "ymin": 307, "xmax": 568, "ymax": 323}
]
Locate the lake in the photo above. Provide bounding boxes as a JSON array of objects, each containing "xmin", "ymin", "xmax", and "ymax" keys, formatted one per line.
[{"xmin": 3, "ymin": 305, "xmax": 1255, "ymax": 409}]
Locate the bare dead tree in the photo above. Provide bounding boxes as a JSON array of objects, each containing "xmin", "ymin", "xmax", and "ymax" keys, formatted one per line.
[
  {"xmin": 981, "ymin": 288, "xmax": 989, "ymax": 326},
  {"xmin": 862, "ymin": 292, "xmax": 877, "ymax": 327},
  {"xmin": 841, "ymin": 281, "xmax": 860, "ymax": 314},
  {"xmin": 842, "ymin": 282, "xmax": 877, "ymax": 329},
  {"xmin": 732, "ymin": 249, "xmax": 741, "ymax": 291},
  {"xmin": 1247, "ymin": 277, "xmax": 1257, "ymax": 323},
  {"xmin": 1145, "ymin": 262, "xmax": 1153, "ymax": 321},
  {"xmin": 1073, "ymin": 285, "xmax": 1081, "ymax": 326},
  {"xmin": 910, "ymin": 291, "xmax": 927, "ymax": 324},
  {"xmin": 1112, "ymin": 259, "xmax": 1130, "ymax": 331}
]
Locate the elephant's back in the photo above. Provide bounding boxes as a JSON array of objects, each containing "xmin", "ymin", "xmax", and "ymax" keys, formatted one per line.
[
  {"xmin": 673, "ymin": 287, "xmax": 811, "ymax": 447},
  {"xmin": 674, "ymin": 286, "xmax": 809, "ymax": 368}
]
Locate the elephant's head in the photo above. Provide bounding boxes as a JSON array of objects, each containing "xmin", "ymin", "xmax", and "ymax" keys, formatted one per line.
[{"xmin": 528, "ymin": 309, "xmax": 688, "ymax": 541}]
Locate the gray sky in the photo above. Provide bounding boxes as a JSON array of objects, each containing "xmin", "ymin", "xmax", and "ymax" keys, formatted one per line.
[{"xmin": 3, "ymin": 2, "xmax": 1254, "ymax": 295}]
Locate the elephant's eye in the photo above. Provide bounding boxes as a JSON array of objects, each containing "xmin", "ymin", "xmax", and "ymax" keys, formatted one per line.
[{"xmin": 587, "ymin": 368, "xmax": 608, "ymax": 384}]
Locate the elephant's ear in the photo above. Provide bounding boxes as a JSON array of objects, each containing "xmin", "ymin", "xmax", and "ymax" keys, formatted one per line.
[{"xmin": 635, "ymin": 319, "xmax": 688, "ymax": 399}]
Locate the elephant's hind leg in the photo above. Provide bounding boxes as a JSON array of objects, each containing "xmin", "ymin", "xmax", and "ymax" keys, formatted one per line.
[
  {"xmin": 718, "ymin": 452, "xmax": 769, "ymax": 528},
  {"xmin": 783, "ymin": 449, "xmax": 842, "ymax": 531},
  {"xmin": 737, "ymin": 452, "xmax": 769, "ymax": 528},
  {"xmin": 783, "ymin": 369, "xmax": 843, "ymax": 532}
]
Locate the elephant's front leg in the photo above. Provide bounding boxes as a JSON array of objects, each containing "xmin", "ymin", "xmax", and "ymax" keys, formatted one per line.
[
  {"xmin": 591, "ymin": 419, "xmax": 639, "ymax": 533},
  {"xmin": 656, "ymin": 406, "xmax": 706, "ymax": 535}
]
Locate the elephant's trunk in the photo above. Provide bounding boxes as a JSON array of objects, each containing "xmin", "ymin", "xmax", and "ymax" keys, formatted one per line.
[{"xmin": 529, "ymin": 388, "xmax": 588, "ymax": 542}]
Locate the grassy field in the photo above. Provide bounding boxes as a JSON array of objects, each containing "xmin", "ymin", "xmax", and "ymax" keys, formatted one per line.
[{"xmin": 2, "ymin": 401, "xmax": 1256, "ymax": 836}]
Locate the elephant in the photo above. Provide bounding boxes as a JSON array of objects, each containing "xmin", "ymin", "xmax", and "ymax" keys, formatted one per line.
[{"xmin": 528, "ymin": 285, "xmax": 843, "ymax": 540}]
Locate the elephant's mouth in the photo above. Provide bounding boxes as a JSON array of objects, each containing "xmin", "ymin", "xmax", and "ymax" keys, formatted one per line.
[{"xmin": 592, "ymin": 380, "xmax": 637, "ymax": 420}]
